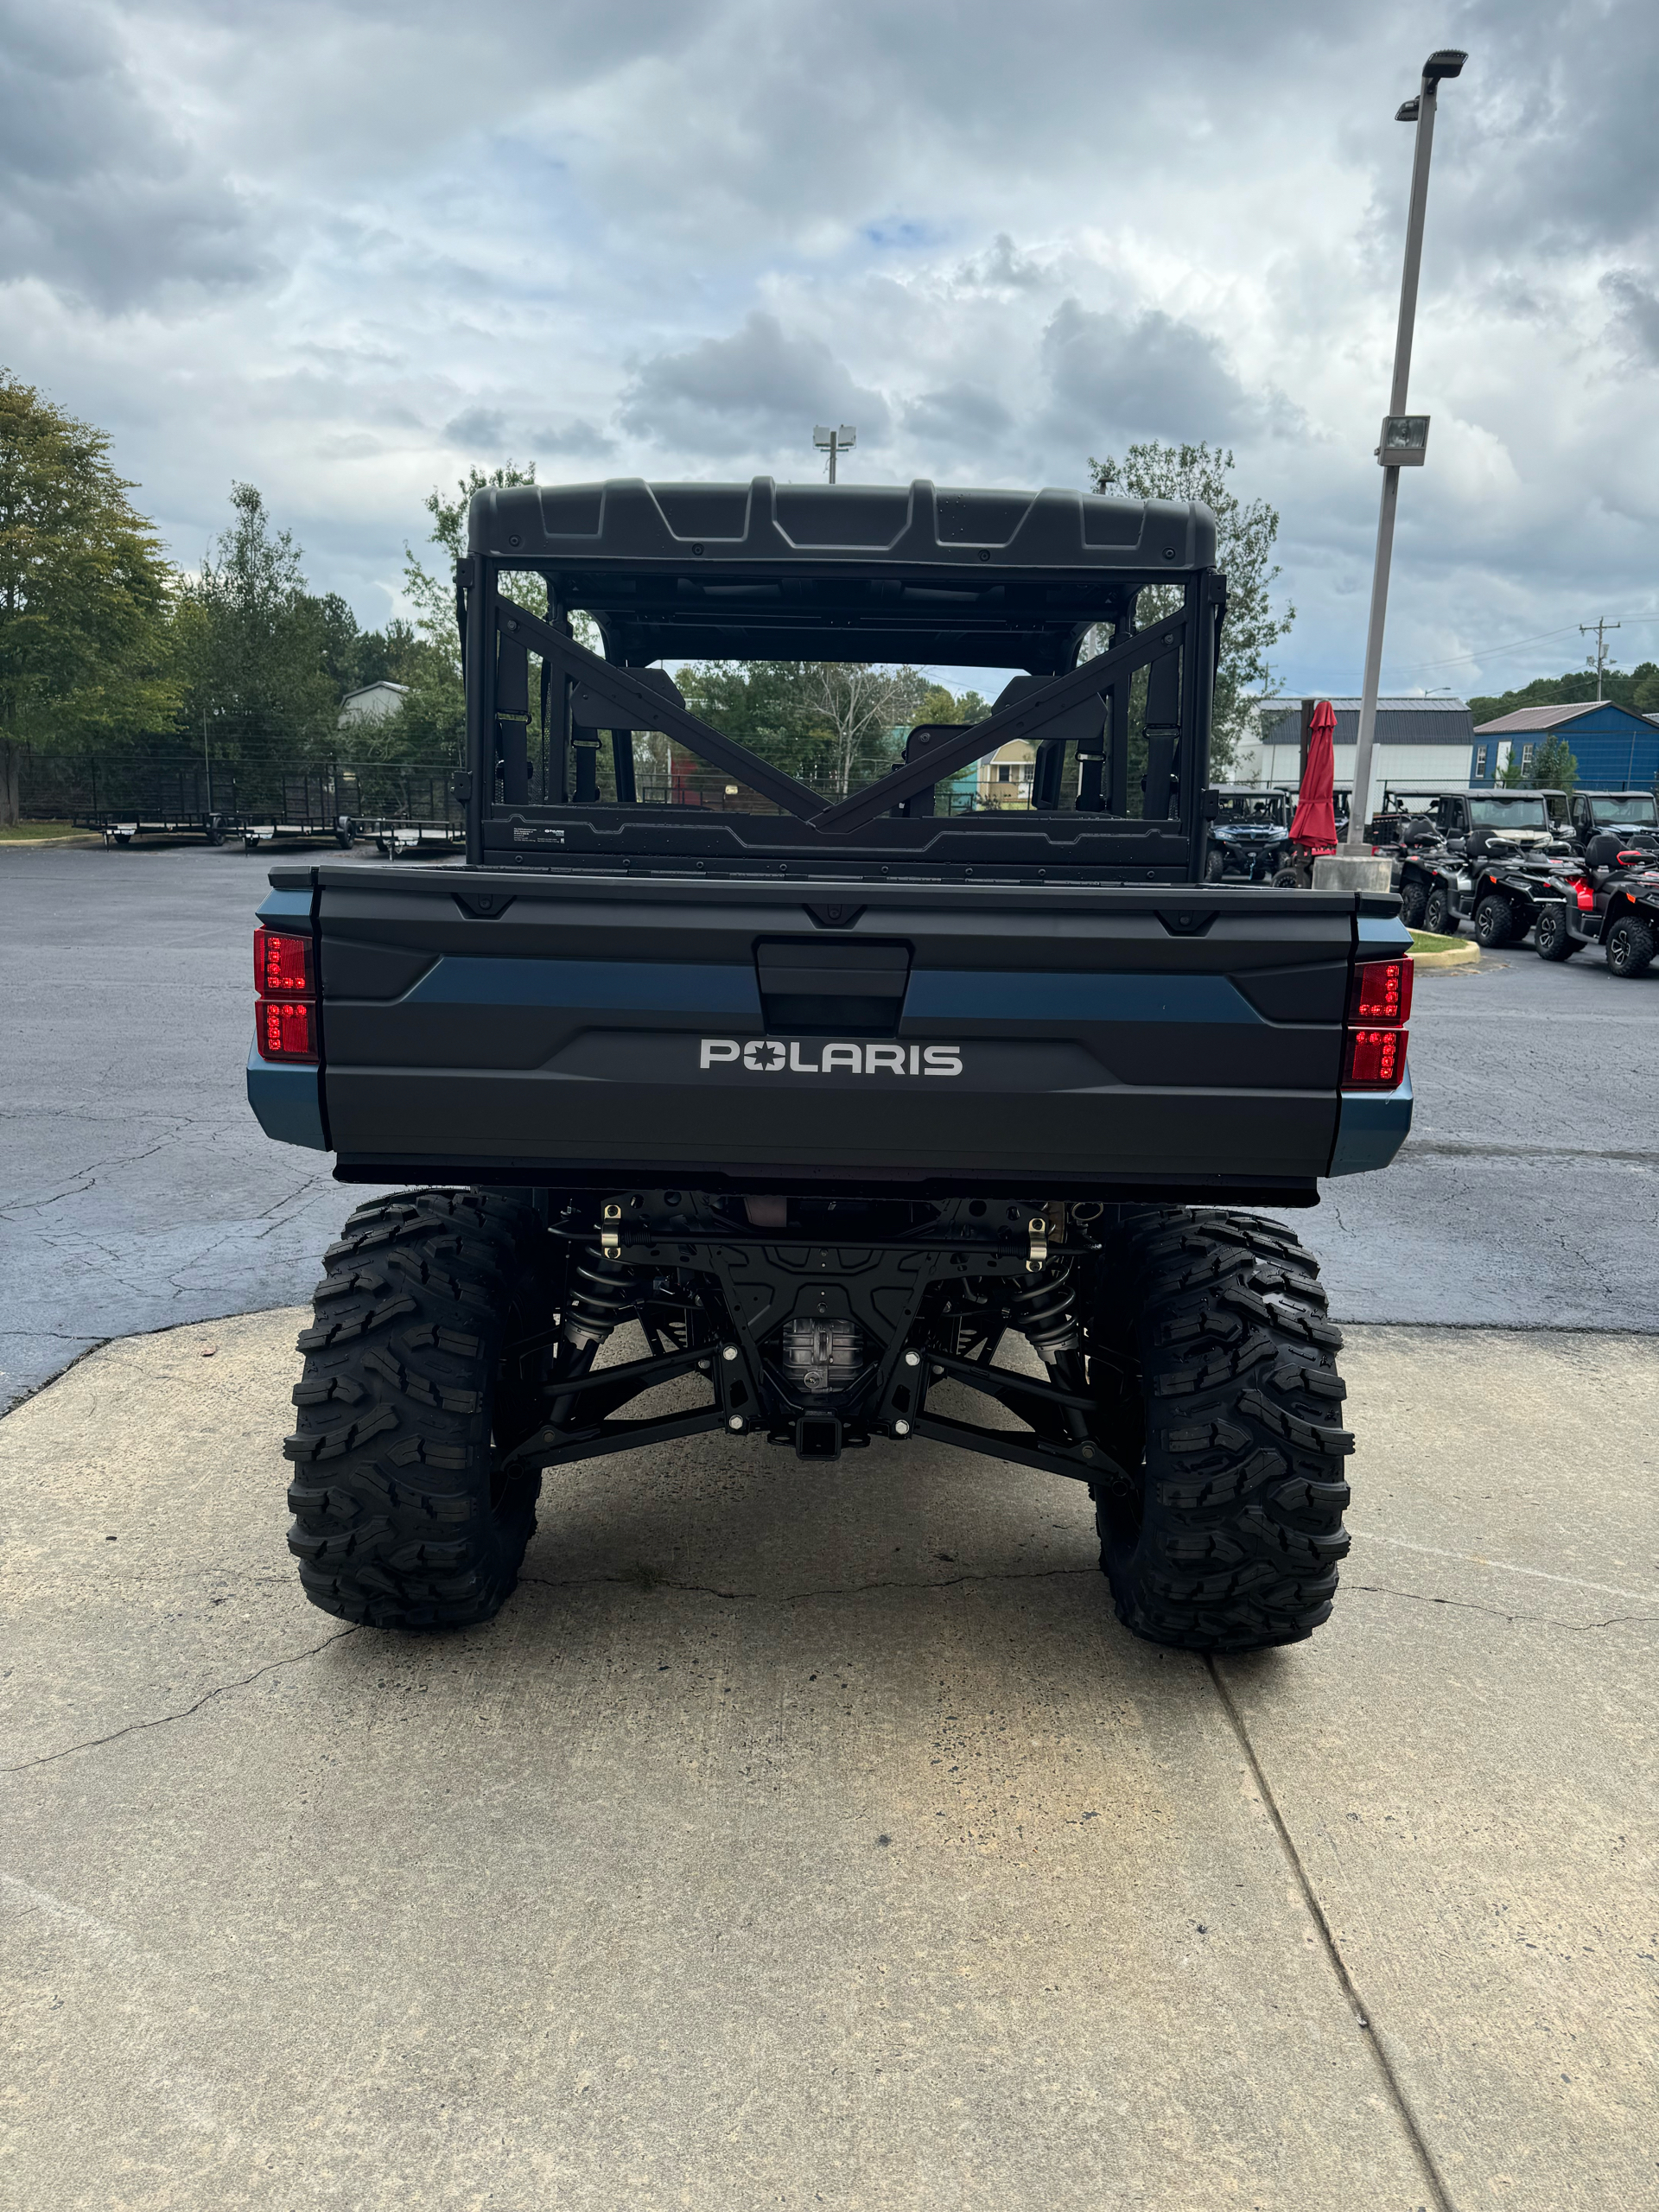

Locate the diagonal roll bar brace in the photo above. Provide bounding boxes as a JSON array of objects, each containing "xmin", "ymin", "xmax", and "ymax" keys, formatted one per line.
[
  {"xmin": 810, "ymin": 579, "xmax": 1218, "ymax": 836},
  {"xmin": 491, "ymin": 599, "xmax": 827, "ymax": 822}
]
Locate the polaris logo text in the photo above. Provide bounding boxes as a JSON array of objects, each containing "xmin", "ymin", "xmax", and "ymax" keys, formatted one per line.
[{"xmin": 701, "ymin": 1039, "xmax": 963, "ymax": 1077}]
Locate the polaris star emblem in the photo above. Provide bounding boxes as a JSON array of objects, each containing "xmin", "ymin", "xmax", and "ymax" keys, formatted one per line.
[{"xmin": 700, "ymin": 1039, "xmax": 963, "ymax": 1076}]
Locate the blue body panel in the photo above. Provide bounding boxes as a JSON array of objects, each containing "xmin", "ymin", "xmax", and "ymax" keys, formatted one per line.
[
  {"xmin": 257, "ymin": 885, "xmax": 316, "ymax": 927},
  {"xmin": 246, "ymin": 1043, "xmax": 328, "ymax": 1151},
  {"xmin": 1328, "ymin": 1065, "xmax": 1413, "ymax": 1176},
  {"xmin": 905, "ymin": 970, "xmax": 1265, "ymax": 1025},
  {"xmin": 402, "ymin": 956, "xmax": 760, "ymax": 1016}
]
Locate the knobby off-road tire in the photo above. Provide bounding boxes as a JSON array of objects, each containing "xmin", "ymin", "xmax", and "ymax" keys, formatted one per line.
[
  {"xmin": 1423, "ymin": 882, "xmax": 1458, "ymax": 936},
  {"xmin": 1534, "ymin": 903, "xmax": 1577, "ymax": 961},
  {"xmin": 1605, "ymin": 914, "xmax": 1656, "ymax": 979},
  {"xmin": 1474, "ymin": 893, "xmax": 1515, "ymax": 947},
  {"xmin": 284, "ymin": 1189, "xmax": 553, "ymax": 1629},
  {"xmin": 1270, "ymin": 866, "xmax": 1304, "ymax": 890},
  {"xmin": 1398, "ymin": 876, "xmax": 1429, "ymax": 929},
  {"xmin": 1085, "ymin": 1209, "xmax": 1353, "ymax": 1653}
]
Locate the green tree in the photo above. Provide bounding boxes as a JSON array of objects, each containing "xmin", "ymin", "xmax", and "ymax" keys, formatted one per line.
[
  {"xmin": 0, "ymin": 372, "xmax": 178, "ymax": 823},
  {"xmin": 1469, "ymin": 662, "xmax": 1659, "ymax": 724},
  {"xmin": 1530, "ymin": 734, "xmax": 1578, "ymax": 794},
  {"xmin": 180, "ymin": 483, "xmax": 337, "ymax": 769},
  {"xmin": 1088, "ymin": 442, "xmax": 1294, "ymax": 774}
]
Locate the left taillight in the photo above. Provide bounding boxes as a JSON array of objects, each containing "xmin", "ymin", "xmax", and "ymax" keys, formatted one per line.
[
  {"xmin": 1343, "ymin": 953, "xmax": 1411, "ymax": 1090},
  {"xmin": 254, "ymin": 926, "xmax": 318, "ymax": 1062}
]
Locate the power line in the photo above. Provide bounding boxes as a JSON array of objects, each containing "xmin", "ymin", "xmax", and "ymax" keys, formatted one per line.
[{"xmin": 1386, "ymin": 611, "xmax": 1659, "ymax": 680}]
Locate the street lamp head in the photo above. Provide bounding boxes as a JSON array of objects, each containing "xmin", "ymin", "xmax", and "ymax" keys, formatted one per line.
[
  {"xmin": 1422, "ymin": 48, "xmax": 1467, "ymax": 81},
  {"xmin": 812, "ymin": 426, "xmax": 834, "ymax": 449},
  {"xmin": 1395, "ymin": 96, "xmax": 1421, "ymax": 121}
]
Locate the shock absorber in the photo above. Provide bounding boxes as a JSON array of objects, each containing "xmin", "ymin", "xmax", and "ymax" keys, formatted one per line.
[
  {"xmin": 563, "ymin": 1246, "xmax": 639, "ymax": 1350},
  {"xmin": 1007, "ymin": 1262, "xmax": 1079, "ymax": 1366},
  {"xmin": 1007, "ymin": 1262, "xmax": 1087, "ymax": 1441},
  {"xmin": 547, "ymin": 1245, "xmax": 639, "ymax": 1428}
]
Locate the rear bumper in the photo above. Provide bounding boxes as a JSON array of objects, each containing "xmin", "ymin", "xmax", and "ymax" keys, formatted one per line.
[
  {"xmin": 246, "ymin": 1042, "xmax": 327, "ymax": 1150},
  {"xmin": 1327, "ymin": 1065, "xmax": 1413, "ymax": 1176}
]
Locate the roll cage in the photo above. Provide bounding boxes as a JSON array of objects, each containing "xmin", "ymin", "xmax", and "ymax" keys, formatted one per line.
[{"xmin": 457, "ymin": 476, "xmax": 1225, "ymax": 882}]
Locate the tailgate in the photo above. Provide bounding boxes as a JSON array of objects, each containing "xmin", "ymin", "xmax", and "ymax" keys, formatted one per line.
[{"xmin": 308, "ymin": 868, "xmax": 1361, "ymax": 1192}]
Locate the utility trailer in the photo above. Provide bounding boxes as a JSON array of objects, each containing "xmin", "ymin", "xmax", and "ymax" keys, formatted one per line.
[{"xmin": 247, "ymin": 475, "xmax": 1413, "ymax": 1654}]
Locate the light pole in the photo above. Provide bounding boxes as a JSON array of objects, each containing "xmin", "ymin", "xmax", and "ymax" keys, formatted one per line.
[
  {"xmin": 1345, "ymin": 48, "xmax": 1467, "ymax": 848},
  {"xmin": 813, "ymin": 424, "xmax": 856, "ymax": 482}
]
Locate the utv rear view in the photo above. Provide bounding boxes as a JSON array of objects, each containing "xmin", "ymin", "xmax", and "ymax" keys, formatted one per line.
[{"xmin": 249, "ymin": 475, "xmax": 1413, "ymax": 1654}]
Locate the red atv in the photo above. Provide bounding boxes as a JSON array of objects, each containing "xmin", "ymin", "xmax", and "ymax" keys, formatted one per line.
[{"xmin": 1535, "ymin": 831, "xmax": 1659, "ymax": 977}]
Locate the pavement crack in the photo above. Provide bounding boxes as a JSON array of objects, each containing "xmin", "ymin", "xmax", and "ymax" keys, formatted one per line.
[
  {"xmin": 2, "ymin": 1626, "xmax": 362, "ymax": 1776},
  {"xmin": 1350, "ymin": 1581, "xmax": 1654, "ymax": 1633},
  {"xmin": 1205, "ymin": 1655, "xmax": 1459, "ymax": 2212},
  {"xmin": 518, "ymin": 1566, "xmax": 1097, "ymax": 1604}
]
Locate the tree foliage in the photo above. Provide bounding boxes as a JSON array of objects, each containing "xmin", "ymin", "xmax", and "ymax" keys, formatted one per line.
[
  {"xmin": 672, "ymin": 659, "xmax": 958, "ymax": 799},
  {"xmin": 1468, "ymin": 662, "xmax": 1659, "ymax": 726},
  {"xmin": 1088, "ymin": 442, "xmax": 1294, "ymax": 773},
  {"xmin": 0, "ymin": 372, "xmax": 178, "ymax": 822}
]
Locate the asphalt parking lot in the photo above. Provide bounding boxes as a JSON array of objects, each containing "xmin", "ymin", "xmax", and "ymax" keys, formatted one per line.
[
  {"xmin": 2, "ymin": 842, "xmax": 1655, "ymax": 1413},
  {"xmin": 3, "ymin": 839, "xmax": 1656, "ymax": 2209}
]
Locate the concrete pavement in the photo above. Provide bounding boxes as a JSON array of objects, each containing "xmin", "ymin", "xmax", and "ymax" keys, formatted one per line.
[{"xmin": 3, "ymin": 1312, "xmax": 1653, "ymax": 2209}]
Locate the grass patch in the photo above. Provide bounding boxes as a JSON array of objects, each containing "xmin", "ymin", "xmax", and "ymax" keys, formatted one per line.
[
  {"xmin": 1409, "ymin": 928, "xmax": 1468, "ymax": 955},
  {"xmin": 0, "ymin": 821, "xmax": 82, "ymax": 842}
]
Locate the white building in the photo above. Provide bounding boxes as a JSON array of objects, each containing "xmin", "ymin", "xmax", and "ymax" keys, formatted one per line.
[
  {"xmin": 338, "ymin": 680, "xmax": 410, "ymax": 728},
  {"xmin": 1231, "ymin": 696, "xmax": 1477, "ymax": 792}
]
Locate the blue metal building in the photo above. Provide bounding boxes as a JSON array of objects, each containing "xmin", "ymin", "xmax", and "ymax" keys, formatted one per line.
[{"xmin": 1471, "ymin": 701, "xmax": 1659, "ymax": 790}]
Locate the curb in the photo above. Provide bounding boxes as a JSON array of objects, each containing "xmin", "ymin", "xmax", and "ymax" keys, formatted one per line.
[{"xmin": 1411, "ymin": 936, "xmax": 1480, "ymax": 970}]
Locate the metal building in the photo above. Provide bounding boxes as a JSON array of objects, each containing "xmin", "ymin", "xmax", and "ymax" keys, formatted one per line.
[
  {"xmin": 1233, "ymin": 696, "xmax": 1476, "ymax": 791},
  {"xmin": 1471, "ymin": 700, "xmax": 1659, "ymax": 790}
]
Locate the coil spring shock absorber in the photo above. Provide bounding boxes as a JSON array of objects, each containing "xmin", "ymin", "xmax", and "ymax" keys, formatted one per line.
[
  {"xmin": 1007, "ymin": 1262, "xmax": 1079, "ymax": 1366},
  {"xmin": 1007, "ymin": 1262, "xmax": 1087, "ymax": 1441},
  {"xmin": 547, "ymin": 1245, "xmax": 639, "ymax": 1427}
]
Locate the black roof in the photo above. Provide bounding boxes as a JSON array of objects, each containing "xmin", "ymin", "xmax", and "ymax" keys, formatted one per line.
[
  {"xmin": 467, "ymin": 477, "xmax": 1219, "ymax": 672},
  {"xmin": 1259, "ymin": 696, "xmax": 1475, "ymax": 746}
]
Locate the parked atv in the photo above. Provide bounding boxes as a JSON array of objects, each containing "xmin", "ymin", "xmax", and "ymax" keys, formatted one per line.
[
  {"xmin": 1397, "ymin": 791, "xmax": 1573, "ymax": 937},
  {"xmin": 1535, "ymin": 831, "xmax": 1659, "ymax": 976},
  {"xmin": 1203, "ymin": 786, "xmax": 1292, "ymax": 881}
]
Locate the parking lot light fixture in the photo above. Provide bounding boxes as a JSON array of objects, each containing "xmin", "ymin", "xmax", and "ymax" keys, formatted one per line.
[{"xmin": 1346, "ymin": 48, "xmax": 1468, "ymax": 848}]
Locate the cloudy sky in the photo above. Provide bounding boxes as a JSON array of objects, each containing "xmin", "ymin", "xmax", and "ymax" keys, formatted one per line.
[{"xmin": 4, "ymin": 0, "xmax": 1656, "ymax": 698}]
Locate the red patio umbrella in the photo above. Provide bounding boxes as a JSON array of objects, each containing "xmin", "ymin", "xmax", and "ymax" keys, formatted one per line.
[{"xmin": 1290, "ymin": 700, "xmax": 1338, "ymax": 851}]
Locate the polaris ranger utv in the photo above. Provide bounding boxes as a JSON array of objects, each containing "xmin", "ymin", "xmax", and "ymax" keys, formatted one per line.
[{"xmin": 247, "ymin": 476, "xmax": 1412, "ymax": 1654}]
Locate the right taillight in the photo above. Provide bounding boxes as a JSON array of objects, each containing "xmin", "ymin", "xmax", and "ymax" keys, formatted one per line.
[
  {"xmin": 1344, "ymin": 954, "xmax": 1412, "ymax": 1090},
  {"xmin": 254, "ymin": 924, "xmax": 319, "ymax": 1063}
]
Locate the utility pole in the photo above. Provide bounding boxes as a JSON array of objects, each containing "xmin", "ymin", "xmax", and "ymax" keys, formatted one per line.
[
  {"xmin": 1344, "ymin": 48, "xmax": 1467, "ymax": 848},
  {"xmin": 813, "ymin": 424, "xmax": 856, "ymax": 483},
  {"xmin": 1580, "ymin": 617, "xmax": 1621, "ymax": 702}
]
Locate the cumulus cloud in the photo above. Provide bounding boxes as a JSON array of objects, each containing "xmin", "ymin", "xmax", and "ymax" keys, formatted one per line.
[
  {"xmin": 1039, "ymin": 299, "xmax": 1252, "ymax": 448},
  {"xmin": 2, "ymin": 0, "xmax": 1655, "ymax": 688},
  {"xmin": 619, "ymin": 312, "xmax": 890, "ymax": 456},
  {"xmin": 0, "ymin": 0, "xmax": 261, "ymax": 305}
]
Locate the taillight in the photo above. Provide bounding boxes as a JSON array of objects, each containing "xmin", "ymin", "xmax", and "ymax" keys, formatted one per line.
[
  {"xmin": 258, "ymin": 999, "xmax": 316, "ymax": 1061},
  {"xmin": 255, "ymin": 928, "xmax": 313, "ymax": 994},
  {"xmin": 1345, "ymin": 1028, "xmax": 1403, "ymax": 1085},
  {"xmin": 254, "ymin": 924, "xmax": 319, "ymax": 1063},
  {"xmin": 1344, "ymin": 952, "xmax": 1411, "ymax": 1090},
  {"xmin": 1349, "ymin": 957, "xmax": 1414, "ymax": 1025}
]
